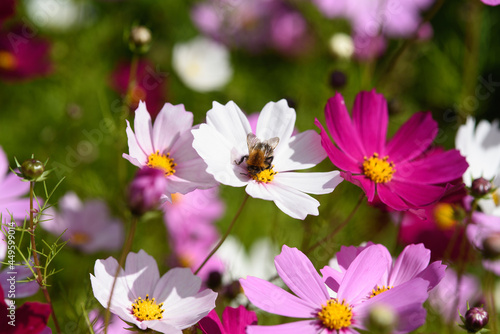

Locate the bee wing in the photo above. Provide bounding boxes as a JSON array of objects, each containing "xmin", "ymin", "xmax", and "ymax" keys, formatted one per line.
[
  {"xmin": 263, "ymin": 137, "xmax": 279, "ymax": 150},
  {"xmin": 246, "ymin": 133, "xmax": 261, "ymax": 151}
]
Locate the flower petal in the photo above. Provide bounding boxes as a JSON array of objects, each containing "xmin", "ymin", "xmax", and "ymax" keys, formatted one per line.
[
  {"xmin": 389, "ymin": 244, "xmax": 431, "ymax": 287},
  {"xmin": 153, "ymin": 103, "xmax": 193, "ymax": 152},
  {"xmin": 416, "ymin": 260, "xmax": 446, "ymax": 291},
  {"xmin": 240, "ymin": 276, "xmax": 317, "ymax": 318},
  {"xmin": 273, "ymin": 171, "xmax": 342, "ymax": 195},
  {"xmin": 154, "ymin": 268, "xmax": 202, "ymax": 304},
  {"xmin": 124, "ymin": 250, "xmax": 160, "ymax": 299},
  {"xmin": 161, "ymin": 289, "xmax": 217, "ymax": 329},
  {"xmin": 146, "ymin": 321, "xmax": 181, "ymax": 334},
  {"xmin": 387, "ymin": 181, "xmax": 446, "ymax": 208},
  {"xmin": 198, "ymin": 310, "xmax": 223, "ymax": 334},
  {"xmin": 386, "ymin": 112, "xmax": 437, "ymax": 164},
  {"xmin": 0, "ymin": 173, "xmax": 29, "ymax": 200},
  {"xmin": 341, "ymin": 172, "xmax": 375, "ymax": 201},
  {"xmin": 247, "ymin": 320, "xmax": 321, "ymax": 334},
  {"xmin": 274, "ymin": 245, "xmax": 330, "ymax": 306},
  {"xmin": 351, "ymin": 90, "xmax": 388, "ymax": 156},
  {"xmin": 133, "ymin": 101, "xmax": 155, "ymax": 155},
  {"xmin": 265, "ymin": 181, "xmax": 321, "ymax": 219},
  {"xmin": 273, "ymin": 130, "xmax": 327, "ymax": 171},
  {"xmin": 222, "ymin": 306, "xmax": 258, "ymax": 333},
  {"xmin": 124, "ymin": 120, "xmax": 148, "ymax": 166},
  {"xmin": 256, "ymin": 99, "xmax": 296, "ymax": 151},
  {"xmin": 376, "ymin": 183, "xmax": 409, "ymax": 211}
]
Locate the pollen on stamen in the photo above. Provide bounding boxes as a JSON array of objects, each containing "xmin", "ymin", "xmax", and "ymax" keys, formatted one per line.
[
  {"xmin": 370, "ymin": 285, "xmax": 393, "ymax": 298},
  {"xmin": 362, "ymin": 153, "xmax": 396, "ymax": 183},
  {"xmin": 252, "ymin": 167, "xmax": 277, "ymax": 183},
  {"xmin": 317, "ymin": 298, "xmax": 352, "ymax": 330},
  {"xmin": 147, "ymin": 150, "xmax": 177, "ymax": 176},
  {"xmin": 131, "ymin": 294, "xmax": 164, "ymax": 321}
]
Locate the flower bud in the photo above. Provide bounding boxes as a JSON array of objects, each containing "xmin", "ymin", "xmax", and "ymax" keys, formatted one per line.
[
  {"xmin": 20, "ymin": 159, "xmax": 45, "ymax": 180},
  {"xmin": 329, "ymin": 70, "xmax": 347, "ymax": 90},
  {"xmin": 482, "ymin": 233, "xmax": 500, "ymax": 259},
  {"xmin": 365, "ymin": 304, "xmax": 398, "ymax": 334},
  {"xmin": 471, "ymin": 177, "xmax": 493, "ymax": 197},
  {"xmin": 129, "ymin": 26, "xmax": 152, "ymax": 54},
  {"xmin": 128, "ymin": 167, "xmax": 167, "ymax": 216},
  {"xmin": 464, "ymin": 307, "xmax": 489, "ymax": 332},
  {"xmin": 224, "ymin": 280, "xmax": 242, "ymax": 300},
  {"xmin": 206, "ymin": 270, "xmax": 222, "ymax": 290}
]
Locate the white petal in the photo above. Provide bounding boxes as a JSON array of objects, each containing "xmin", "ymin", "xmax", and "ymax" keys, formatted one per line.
[
  {"xmin": 133, "ymin": 101, "xmax": 154, "ymax": 155},
  {"xmin": 256, "ymin": 100, "xmax": 296, "ymax": 151},
  {"xmin": 268, "ymin": 182, "xmax": 321, "ymax": 219},
  {"xmin": 161, "ymin": 289, "xmax": 217, "ymax": 328},
  {"xmin": 273, "ymin": 171, "xmax": 342, "ymax": 195},
  {"xmin": 146, "ymin": 321, "xmax": 181, "ymax": 334},
  {"xmin": 192, "ymin": 124, "xmax": 248, "ymax": 187},
  {"xmin": 273, "ymin": 130, "xmax": 327, "ymax": 171},
  {"xmin": 245, "ymin": 181, "xmax": 275, "ymax": 201},
  {"xmin": 124, "ymin": 120, "xmax": 147, "ymax": 166},
  {"xmin": 153, "ymin": 268, "xmax": 202, "ymax": 304},
  {"xmin": 124, "ymin": 250, "xmax": 160, "ymax": 298},
  {"xmin": 90, "ymin": 257, "xmax": 132, "ymax": 310},
  {"xmin": 153, "ymin": 103, "xmax": 193, "ymax": 153}
]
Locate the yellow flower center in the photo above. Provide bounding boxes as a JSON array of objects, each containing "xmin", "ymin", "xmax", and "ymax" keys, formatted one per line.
[
  {"xmin": 147, "ymin": 151, "xmax": 176, "ymax": 176},
  {"xmin": 251, "ymin": 167, "xmax": 277, "ymax": 183},
  {"xmin": 493, "ymin": 190, "xmax": 500, "ymax": 207},
  {"xmin": 370, "ymin": 285, "xmax": 393, "ymax": 298},
  {"xmin": 362, "ymin": 153, "xmax": 396, "ymax": 183},
  {"xmin": 0, "ymin": 51, "xmax": 17, "ymax": 70},
  {"xmin": 317, "ymin": 298, "xmax": 352, "ymax": 330},
  {"xmin": 433, "ymin": 203, "xmax": 457, "ymax": 230},
  {"xmin": 70, "ymin": 232, "xmax": 91, "ymax": 245},
  {"xmin": 132, "ymin": 294, "xmax": 164, "ymax": 321}
]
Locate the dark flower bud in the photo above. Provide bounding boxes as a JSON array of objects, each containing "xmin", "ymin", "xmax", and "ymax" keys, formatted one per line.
[
  {"xmin": 129, "ymin": 26, "xmax": 152, "ymax": 54},
  {"xmin": 224, "ymin": 280, "xmax": 241, "ymax": 300},
  {"xmin": 20, "ymin": 159, "xmax": 45, "ymax": 180},
  {"xmin": 328, "ymin": 70, "xmax": 347, "ymax": 89},
  {"xmin": 128, "ymin": 167, "xmax": 167, "ymax": 216},
  {"xmin": 206, "ymin": 271, "xmax": 222, "ymax": 290},
  {"xmin": 471, "ymin": 177, "xmax": 493, "ymax": 197},
  {"xmin": 464, "ymin": 307, "xmax": 489, "ymax": 332},
  {"xmin": 482, "ymin": 233, "xmax": 500, "ymax": 259}
]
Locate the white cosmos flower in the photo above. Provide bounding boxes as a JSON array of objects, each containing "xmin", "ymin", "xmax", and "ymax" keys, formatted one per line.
[
  {"xmin": 172, "ymin": 36, "xmax": 233, "ymax": 92},
  {"xmin": 123, "ymin": 101, "xmax": 217, "ymax": 202},
  {"xmin": 191, "ymin": 100, "xmax": 343, "ymax": 219},
  {"xmin": 90, "ymin": 250, "xmax": 217, "ymax": 334},
  {"xmin": 456, "ymin": 117, "xmax": 500, "ymax": 215}
]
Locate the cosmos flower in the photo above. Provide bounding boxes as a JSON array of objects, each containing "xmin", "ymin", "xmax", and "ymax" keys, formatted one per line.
[
  {"xmin": 172, "ymin": 36, "xmax": 232, "ymax": 93},
  {"xmin": 467, "ymin": 211, "xmax": 500, "ymax": 275},
  {"xmin": 198, "ymin": 306, "xmax": 258, "ymax": 334},
  {"xmin": 0, "ymin": 26, "xmax": 52, "ymax": 81},
  {"xmin": 90, "ymin": 250, "xmax": 218, "ymax": 334},
  {"xmin": 90, "ymin": 309, "xmax": 132, "ymax": 334},
  {"xmin": 40, "ymin": 192, "xmax": 124, "ymax": 253},
  {"xmin": 128, "ymin": 166, "xmax": 168, "ymax": 216},
  {"xmin": 481, "ymin": 0, "xmax": 500, "ymax": 5},
  {"xmin": 0, "ymin": 261, "xmax": 39, "ymax": 300},
  {"xmin": 192, "ymin": 99, "xmax": 342, "ymax": 220},
  {"xmin": 321, "ymin": 243, "xmax": 446, "ymax": 295},
  {"xmin": 316, "ymin": 90, "xmax": 468, "ymax": 211},
  {"xmin": 240, "ymin": 245, "xmax": 429, "ymax": 333},
  {"xmin": 428, "ymin": 268, "xmax": 482, "ymax": 323},
  {"xmin": 0, "ymin": 146, "xmax": 30, "ymax": 226},
  {"xmin": 111, "ymin": 59, "xmax": 167, "ymax": 119},
  {"xmin": 123, "ymin": 101, "xmax": 217, "ymax": 202}
]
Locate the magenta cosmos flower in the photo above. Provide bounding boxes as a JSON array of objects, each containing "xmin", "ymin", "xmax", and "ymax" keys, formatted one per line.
[
  {"xmin": 198, "ymin": 306, "xmax": 257, "ymax": 334},
  {"xmin": 240, "ymin": 245, "xmax": 429, "ymax": 333},
  {"xmin": 123, "ymin": 101, "xmax": 217, "ymax": 202},
  {"xmin": 316, "ymin": 91, "xmax": 468, "ymax": 211}
]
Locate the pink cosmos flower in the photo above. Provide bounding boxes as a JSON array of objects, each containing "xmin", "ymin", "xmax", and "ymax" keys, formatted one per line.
[
  {"xmin": 90, "ymin": 309, "xmax": 131, "ymax": 334},
  {"xmin": 192, "ymin": 100, "xmax": 342, "ymax": 219},
  {"xmin": 123, "ymin": 101, "xmax": 217, "ymax": 202},
  {"xmin": 481, "ymin": 0, "xmax": 500, "ymax": 5},
  {"xmin": 110, "ymin": 60, "xmax": 167, "ymax": 120},
  {"xmin": 322, "ymin": 243, "xmax": 446, "ymax": 295},
  {"xmin": 41, "ymin": 192, "xmax": 124, "ymax": 253},
  {"xmin": 0, "ymin": 261, "xmax": 39, "ymax": 300},
  {"xmin": 240, "ymin": 245, "xmax": 429, "ymax": 333},
  {"xmin": 128, "ymin": 166, "xmax": 168, "ymax": 216},
  {"xmin": 467, "ymin": 211, "xmax": 500, "ymax": 275},
  {"xmin": 90, "ymin": 250, "xmax": 218, "ymax": 334},
  {"xmin": 198, "ymin": 306, "xmax": 258, "ymax": 334},
  {"xmin": 0, "ymin": 26, "xmax": 52, "ymax": 81},
  {"xmin": 0, "ymin": 146, "xmax": 30, "ymax": 225},
  {"xmin": 316, "ymin": 90, "xmax": 468, "ymax": 211}
]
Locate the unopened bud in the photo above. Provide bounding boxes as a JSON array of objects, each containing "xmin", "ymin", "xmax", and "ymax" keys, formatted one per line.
[
  {"xmin": 128, "ymin": 167, "xmax": 167, "ymax": 216},
  {"xmin": 464, "ymin": 307, "xmax": 489, "ymax": 332},
  {"xmin": 129, "ymin": 26, "xmax": 152, "ymax": 54},
  {"xmin": 482, "ymin": 233, "xmax": 500, "ymax": 259},
  {"xmin": 206, "ymin": 271, "xmax": 222, "ymax": 290},
  {"xmin": 20, "ymin": 159, "xmax": 45, "ymax": 180},
  {"xmin": 224, "ymin": 280, "xmax": 242, "ymax": 300},
  {"xmin": 329, "ymin": 70, "xmax": 347, "ymax": 89},
  {"xmin": 471, "ymin": 177, "xmax": 493, "ymax": 197},
  {"xmin": 366, "ymin": 304, "xmax": 398, "ymax": 334}
]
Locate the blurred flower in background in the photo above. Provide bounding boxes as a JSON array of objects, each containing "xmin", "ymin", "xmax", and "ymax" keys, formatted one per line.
[
  {"xmin": 191, "ymin": 0, "xmax": 312, "ymax": 55},
  {"xmin": 172, "ymin": 36, "xmax": 232, "ymax": 93},
  {"xmin": 24, "ymin": 0, "xmax": 94, "ymax": 31},
  {"xmin": 198, "ymin": 306, "xmax": 257, "ymax": 334},
  {"xmin": 0, "ymin": 0, "xmax": 16, "ymax": 27},
  {"xmin": 128, "ymin": 166, "xmax": 168, "ymax": 216},
  {"xmin": 0, "ymin": 259, "xmax": 39, "ymax": 300},
  {"xmin": 467, "ymin": 211, "xmax": 500, "ymax": 275},
  {"xmin": 41, "ymin": 192, "xmax": 124, "ymax": 253},
  {"xmin": 481, "ymin": 0, "xmax": 500, "ymax": 6}
]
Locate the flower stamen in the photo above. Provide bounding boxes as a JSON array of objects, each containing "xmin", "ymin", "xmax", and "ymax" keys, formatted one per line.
[
  {"xmin": 317, "ymin": 298, "xmax": 352, "ymax": 330},
  {"xmin": 0, "ymin": 51, "xmax": 17, "ymax": 70},
  {"xmin": 363, "ymin": 153, "xmax": 396, "ymax": 183},
  {"xmin": 147, "ymin": 151, "xmax": 177, "ymax": 176},
  {"xmin": 251, "ymin": 167, "xmax": 276, "ymax": 183},
  {"xmin": 132, "ymin": 294, "xmax": 164, "ymax": 321},
  {"xmin": 370, "ymin": 285, "xmax": 393, "ymax": 298}
]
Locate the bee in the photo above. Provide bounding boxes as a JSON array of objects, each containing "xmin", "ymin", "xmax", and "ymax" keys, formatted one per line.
[{"xmin": 235, "ymin": 133, "xmax": 279, "ymax": 177}]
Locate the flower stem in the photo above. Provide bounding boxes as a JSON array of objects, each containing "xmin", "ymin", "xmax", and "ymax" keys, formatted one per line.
[
  {"xmin": 194, "ymin": 194, "xmax": 250, "ymax": 275},
  {"xmin": 486, "ymin": 270, "xmax": 498, "ymax": 334},
  {"xmin": 29, "ymin": 182, "xmax": 62, "ymax": 334},
  {"xmin": 104, "ymin": 215, "xmax": 138, "ymax": 334},
  {"xmin": 306, "ymin": 193, "xmax": 365, "ymax": 254}
]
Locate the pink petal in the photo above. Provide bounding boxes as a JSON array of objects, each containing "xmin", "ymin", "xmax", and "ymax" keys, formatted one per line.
[
  {"xmin": 153, "ymin": 103, "xmax": 193, "ymax": 152},
  {"xmin": 320, "ymin": 266, "xmax": 342, "ymax": 292},
  {"xmin": 386, "ymin": 112, "xmax": 437, "ymax": 164},
  {"xmin": 0, "ymin": 173, "xmax": 29, "ymax": 200},
  {"xmin": 341, "ymin": 172, "xmax": 375, "ymax": 201},
  {"xmin": 274, "ymin": 245, "xmax": 330, "ymax": 306},
  {"xmin": 0, "ymin": 146, "xmax": 7, "ymax": 181},
  {"xmin": 324, "ymin": 93, "xmax": 366, "ymax": 161},
  {"xmin": 124, "ymin": 120, "xmax": 148, "ymax": 166},
  {"xmin": 388, "ymin": 181, "xmax": 446, "ymax": 208},
  {"xmin": 416, "ymin": 261, "xmax": 446, "ymax": 291},
  {"xmin": 351, "ymin": 90, "xmax": 388, "ymax": 156},
  {"xmin": 247, "ymin": 320, "xmax": 321, "ymax": 334},
  {"xmin": 377, "ymin": 183, "xmax": 409, "ymax": 211},
  {"xmin": 198, "ymin": 310, "xmax": 223, "ymax": 334},
  {"xmin": 222, "ymin": 306, "xmax": 258, "ymax": 333},
  {"xmin": 240, "ymin": 276, "xmax": 317, "ymax": 318},
  {"xmin": 389, "ymin": 244, "xmax": 430, "ymax": 287}
]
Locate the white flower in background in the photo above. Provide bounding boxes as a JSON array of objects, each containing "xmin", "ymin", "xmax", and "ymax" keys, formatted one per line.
[
  {"xmin": 192, "ymin": 99, "xmax": 343, "ymax": 219},
  {"xmin": 217, "ymin": 236, "xmax": 277, "ymax": 284},
  {"xmin": 329, "ymin": 33, "xmax": 354, "ymax": 59},
  {"xmin": 123, "ymin": 101, "xmax": 217, "ymax": 202},
  {"xmin": 172, "ymin": 36, "xmax": 233, "ymax": 92},
  {"xmin": 456, "ymin": 117, "xmax": 500, "ymax": 215},
  {"xmin": 90, "ymin": 250, "xmax": 217, "ymax": 334},
  {"xmin": 24, "ymin": 0, "xmax": 94, "ymax": 30}
]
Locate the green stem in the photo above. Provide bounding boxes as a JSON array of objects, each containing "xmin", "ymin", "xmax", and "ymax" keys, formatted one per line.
[
  {"xmin": 194, "ymin": 194, "xmax": 250, "ymax": 275},
  {"xmin": 486, "ymin": 271, "xmax": 498, "ymax": 334},
  {"xmin": 104, "ymin": 215, "xmax": 138, "ymax": 334}
]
